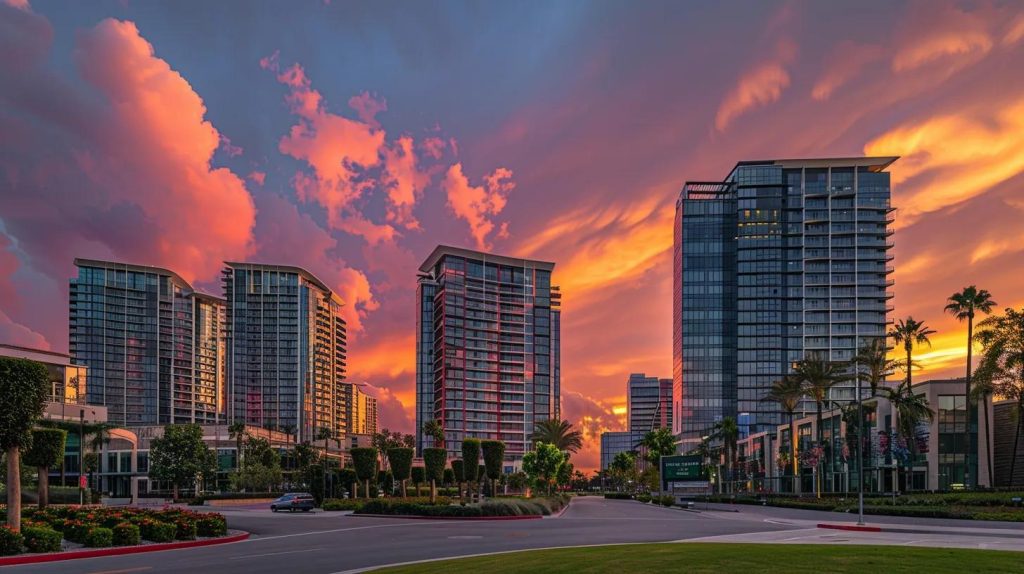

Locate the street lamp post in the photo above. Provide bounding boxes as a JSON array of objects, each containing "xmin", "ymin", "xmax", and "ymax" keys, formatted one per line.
[
  {"xmin": 79, "ymin": 409, "xmax": 85, "ymax": 505},
  {"xmin": 855, "ymin": 362, "xmax": 865, "ymax": 526}
]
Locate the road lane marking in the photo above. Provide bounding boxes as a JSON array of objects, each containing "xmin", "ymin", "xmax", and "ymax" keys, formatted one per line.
[
  {"xmin": 230, "ymin": 548, "xmax": 324, "ymax": 559},
  {"xmin": 246, "ymin": 521, "xmax": 459, "ymax": 542},
  {"xmin": 86, "ymin": 569, "xmax": 153, "ymax": 574}
]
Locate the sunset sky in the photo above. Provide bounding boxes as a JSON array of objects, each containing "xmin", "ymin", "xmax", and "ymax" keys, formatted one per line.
[{"xmin": 2, "ymin": 0, "xmax": 1024, "ymax": 471}]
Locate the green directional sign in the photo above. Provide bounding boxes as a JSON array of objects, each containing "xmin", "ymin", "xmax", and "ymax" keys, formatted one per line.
[{"xmin": 661, "ymin": 455, "xmax": 703, "ymax": 481}]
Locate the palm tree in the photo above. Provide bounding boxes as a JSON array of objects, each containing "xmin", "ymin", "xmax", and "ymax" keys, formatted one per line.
[
  {"xmin": 711, "ymin": 417, "xmax": 739, "ymax": 492},
  {"xmin": 889, "ymin": 317, "xmax": 936, "ymax": 388},
  {"xmin": 945, "ymin": 286, "xmax": 997, "ymax": 488},
  {"xmin": 637, "ymin": 427, "xmax": 676, "ymax": 467},
  {"xmin": 422, "ymin": 419, "xmax": 445, "ymax": 449},
  {"xmin": 762, "ymin": 375, "xmax": 804, "ymax": 492},
  {"xmin": 792, "ymin": 355, "xmax": 847, "ymax": 448},
  {"xmin": 974, "ymin": 308, "xmax": 1024, "ymax": 485},
  {"xmin": 228, "ymin": 422, "xmax": 247, "ymax": 470},
  {"xmin": 854, "ymin": 338, "xmax": 899, "ymax": 397},
  {"xmin": 882, "ymin": 380, "xmax": 935, "ymax": 492},
  {"xmin": 529, "ymin": 419, "xmax": 583, "ymax": 453}
]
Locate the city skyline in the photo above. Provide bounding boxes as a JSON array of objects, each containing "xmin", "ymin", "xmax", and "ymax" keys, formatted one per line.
[{"xmin": 3, "ymin": 0, "xmax": 1024, "ymax": 470}]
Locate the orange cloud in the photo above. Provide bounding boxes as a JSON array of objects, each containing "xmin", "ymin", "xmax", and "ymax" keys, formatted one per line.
[
  {"xmin": 348, "ymin": 91, "xmax": 387, "ymax": 128},
  {"xmin": 562, "ymin": 391, "xmax": 626, "ymax": 472},
  {"xmin": 381, "ymin": 135, "xmax": 430, "ymax": 230},
  {"xmin": 441, "ymin": 163, "xmax": 514, "ymax": 250},
  {"xmin": 715, "ymin": 39, "xmax": 796, "ymax": 131},
  {"xmin": 1005, "ymin": 14, "xmax": 1024, "ymax": 45},
  {"xmin": 811, "ymin": 41, "xmax": 884, "ymax": 101},
  {"xmin": 864, "ymin": 98, "xmax": 1024, "ymax": 224}
]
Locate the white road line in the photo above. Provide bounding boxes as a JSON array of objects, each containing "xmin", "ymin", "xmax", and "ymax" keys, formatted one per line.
[
  {"xmin": 229, "ymin": 548, "xmax": 324, "ymax": 560},
  {"xmin": 247, "ymin": 521, "xmax": 457, "ymax": 542}
]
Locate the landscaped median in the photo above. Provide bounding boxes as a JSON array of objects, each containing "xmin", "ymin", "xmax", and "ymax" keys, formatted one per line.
[
  {"xmin": 0, "ymin": 505, "xmax": 243, "ymax": 565},
  {"xmin": 322, "ymin": 495, "xmax": 570, "ymax": 519}
]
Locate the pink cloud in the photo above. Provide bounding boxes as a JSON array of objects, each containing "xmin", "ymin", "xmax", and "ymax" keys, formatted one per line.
[
  {"xmin": 811, "ymin": 41, "xmax": 884, "ymax": 101},
  {"xmin": 420, "ymin": 136, "xmax": 446, "ymax": 160},
  {"xmin": 247, "ymin": 170, "xmax": 266, "ymax": 185},
  {"xmin": 381, "ymin": 135, "xmax": 430, "ymax": 230},
  {"xmin": 348, "ymin": 91, "xmax": 387, "ymax": 128},
  {"xmin": 441, "ymin": 163, "xmax": 514, "ymax": 250},
  {"xmin": 715, "ymin": 39, "xmax": 797, "ymax": 132},
  {"xmin": 219, "ymin": 134, "xmax": 243, "ymax": 157}
]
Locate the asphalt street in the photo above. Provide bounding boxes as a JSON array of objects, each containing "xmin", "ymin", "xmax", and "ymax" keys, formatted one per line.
[{"xmin": 7, "ymin": 497, "xmax": 1023, "ymax": 573}]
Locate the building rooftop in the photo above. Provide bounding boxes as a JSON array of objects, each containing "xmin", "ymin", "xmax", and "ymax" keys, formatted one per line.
[
  {"xmin": 418, "ymin": 245, "xmax": 556, "ymax": 274},
  {"xmin": 732, "ymin": 156, "xmax": 899, "ymax": 172},
  {"xmin": 0, "ymin": 343, "xmax": 74, "ymax": 366},
  {"xmin": 223, "ymin": 261, "xmax": 343, "ymax": 306},
  {"xmin": 74, "ymin": 258, "xmax": 194, "ymax": 290}
]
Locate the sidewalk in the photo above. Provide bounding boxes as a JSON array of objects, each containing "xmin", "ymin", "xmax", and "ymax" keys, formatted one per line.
[{"xmin": 818, "ymin": 521, "xmax": 1024, "ymax": 538}]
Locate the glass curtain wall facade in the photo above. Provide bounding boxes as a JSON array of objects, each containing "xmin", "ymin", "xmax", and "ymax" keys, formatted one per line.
[
  {"xmin": 600, "ymin": 431, "xmax": 634, "ymax": 471},
  {"xmin": 223, "ymin": 263, "xmax": 347, "ymax": 442},
  {"xmin": 415, "ymin": 246, "xmax": 561, "ymax": 462},
  {"xmin": 628, "ymin": 373, "xmax": 673, "ymax": 434},
  {"xmin": 674, "ymin": 158, "xmax": 896, "ymax": 440},
  {"xmin": 70, "ymin": 259, "xmax": 226, "ymax": 426}
]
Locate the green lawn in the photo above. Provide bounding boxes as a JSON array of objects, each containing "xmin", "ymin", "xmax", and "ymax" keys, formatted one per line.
[{"xmin": 378, "ymin": 543, "xmax": 1024, "ymax": 573}]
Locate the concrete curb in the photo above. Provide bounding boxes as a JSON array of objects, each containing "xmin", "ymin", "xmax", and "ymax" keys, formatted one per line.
[
  {"xmin": 817, "ymin": 523, "xmax": 882, "ymax": 533},
  {"xmin": 352, "ymin": 513, "xmax": 542, "ymax": 521},
  {"xmin": 817, "ymin": 522, "xmax": 1024, "ymax": 538},
  {"xmin": 0, "ymin": 531, "xmax": 250, "ymax": 566}
]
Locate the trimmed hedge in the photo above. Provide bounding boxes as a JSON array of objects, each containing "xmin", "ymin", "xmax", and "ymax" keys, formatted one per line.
[
  {"xmin": 355, "ymin": 495, "xmax": 568, "ymax": 517},
  {"xmin": 23, "ymin": 526, "xmax": 61, "ymax": 553},
  {"xmin": 636, "ymin": 494, "xmax": 652, "ymax": 503},
  {"xmin": 84, "ymin": 527, "xmax": 113, "ymax": 548},
  {"xmin": 603, "ymin": 492, "xmax": 632, "ymax": 500},
  {"xmin": 196, "ymin": 515, "xmax": 228, "ymax": 537},
  {"xmin": 113, "ymin": 522, "xmax": 141, "ymax": 546},
  {"xmin": 0, "ymin": 526, "xmax": 24, "ymax": 556},
  {"xmin": 139, "ymin": 519, "xmax": 177, "ymax": 543},
  {"xmin": 659, "ymin": 495, "xmax": 675, "ymax": 507}
]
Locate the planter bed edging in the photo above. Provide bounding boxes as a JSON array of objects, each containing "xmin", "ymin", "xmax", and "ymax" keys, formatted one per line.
[{"xmin": 0, "ymin": 531, "xmax": 250, "ymax": 566}]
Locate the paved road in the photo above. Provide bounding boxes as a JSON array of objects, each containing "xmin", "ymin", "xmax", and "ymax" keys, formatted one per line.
[
  {"xmin": 9, "ymin": 498, "xmax": 1023, "ymax": 573},
  {"xmin": 8, "ymin": 498, "xmax": 796, "ymax": 574}
]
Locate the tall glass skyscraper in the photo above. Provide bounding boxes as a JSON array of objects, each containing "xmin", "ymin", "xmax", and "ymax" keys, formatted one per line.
[
  {"xmin": 222, "ymin": 262, "xmax": 348, "ymax": 442},
  {"xmin": 70, "ymin": 259, "xmax": 226, "ymax": 426},
  {"xmin": 628, "ymin": 373, "xmax": 673, "ymax": 434},
  {"xmin": 415, "ymin": 246, "xmax": 561, "ymax": 462},
  {"xmin": 673, "ymin": 157, "xmax": 896, "ymax": 442}
]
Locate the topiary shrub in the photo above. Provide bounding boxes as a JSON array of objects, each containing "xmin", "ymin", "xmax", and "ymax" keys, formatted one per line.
[
  {"xmin": 139, "ymin": 519, "xmax": 177, "ymax": 543},
  {"xmin": 22, "ymin": 526, "xmax": 62, "ymax": 553},
  {"xmin": 0, "ymin": 526, "xmax": 24, "ymax": 556},
  {"xmin": 461, "ymin": 440, "xmax": 480, "ymax": 483},
  {"xmin": 195, "ymin": 515, "xmax": 227, "ymax": 537},
  {"xmin": 350, "ymin": 447, "xmax": 378, "ymax": 499},
  {"xmin": 84, "ymin": 527, "xmax": 114, "ymax": 548},
  {"xmin": 112, "ymin": 522, "xmax": 141, "ymax": 546}
]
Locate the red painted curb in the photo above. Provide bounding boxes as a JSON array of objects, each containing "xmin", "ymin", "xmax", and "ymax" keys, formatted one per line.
[
  {"xmin": 353, "ymin": 513, "xmax": 542, "ymax": 521},
  {"xmin": 0, "ymin": 531, "xmax": 250, "ymax": 566},
  {"xmin": 817, "ymin": 523, "xmax": 882, "ymax": 533}
]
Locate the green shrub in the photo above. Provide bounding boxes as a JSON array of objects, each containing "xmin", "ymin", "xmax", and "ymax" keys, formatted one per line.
[
  {"xmin": 659, "ymin": 495, "xmax": 675, "ymax": 507},
  {"xmin": 196, "ymin": 515, "xmax": 228, "ymax": 537},
  {"xmin": 63, "ymin": 521, "xmax": 96, "ymax": 544},
  {"xmin": 139, "ymin": 519, "xmax": 177, "ymax": 543},
  {"xmin": 603, "ymin": 492, "xmax": 632, "ymax": 500},
  {"xmin": 22, "ymin": 526, "xmax": 62, "ymax": 553},
  {"xmin": 84, "ymin": 527, "xmax": 113, "ymax": 548},
  {"xmin": 0, "ymin": 526, "xmax": 24, "ymax": 556},
  {"xmin": 173, "ymin": 517, "xmax": 197, "ymax": 540},
  {"xmin": 112, "ymin": 522, "xmax": 141, "ymax": 546},
  {"xmin": 636, "ymin": 494, "xmax": 652, "ymax": 503}
]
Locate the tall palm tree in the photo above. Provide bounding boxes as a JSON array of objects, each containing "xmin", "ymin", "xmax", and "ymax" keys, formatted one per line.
[
  {"xmin": 792, "ymin": 354, "xmax": 847, "ymax": 448},
  {"xmin": 974, "ymin": 308, "xmax": 1024, "ymax": 485},
  {"xmin": 854, "ymin": 337, "xmax": 899, "ymax": 397},
  {"xmin": 945, "ymin": 286, "xmax": 997, "ymax": 487},
  {"xmin": 422, "ymin": 419, "xmax": 445, "ymax": 449},
  {"xmin": 889, "ymin": 317, "xmax": 936, "ymax": 388},
  {"xmin": 529, "ymin": 419, "xmax": 583, "ymax": 453},
  {"xmin": 711, "ymin": 417, "xmax": 739, "ymax": 492},
  {"xmin": 762, "ymin": 375, "xmax": 804, "ymax": 491},
  {"xmin": 228, "ymin": 422, "xmax": 247, "ymax": 470},
  {"xmin": 882, "ymin": 380, "xmax": 935, "ymax": 492}
]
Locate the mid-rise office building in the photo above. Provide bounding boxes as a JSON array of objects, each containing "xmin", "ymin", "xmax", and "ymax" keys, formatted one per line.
[
  {"xmin": 600, "ymin": 431, "xmax": 635, "ymax": 471},
  {"xmin": 222, "ymin": 262, "xmax": 347, "ymax": 442},
  {"xmin": 70, "ymin": 259, "xmax": 226, "ymax": 426},
  {"xmin": 673, "ymin": 157, "xmax": 896, "ymax": 442},
  {"xmin": 628, "ymin": 373, "xmax": 673, "ymax": 434},
  {"xmin": 415, "ymin": 246, "xmax": 561, "ymax": 462}
]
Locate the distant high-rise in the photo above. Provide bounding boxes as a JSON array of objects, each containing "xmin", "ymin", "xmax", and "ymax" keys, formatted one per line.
[
  {"xmin": 70, "ymin": 259, "xmax": 226, "ymax": 426},
  {"xmin": 627, "ymin": 373, "xmax": 673, "ymax": 434},
  {"xmin": 600, "ymin": 431, "xmax": 634, "ymax": 471},
  {"xmin": 415, "ymin": 245, "xmax": 561, "ymax": 462},
  {"xmin": 223, "ymin": 262, "xmax": 347, "ymax": 442},
  {"xmin": 346, "ymin": 383, "xmax": 379, "ymax": 435},
  {"xmin": 363, "ymin": 392, "xmax": 378, "ymax": 436},
  {"xmin": 673, "ymin": 157, "xmax": 896, "ymax": 442}
]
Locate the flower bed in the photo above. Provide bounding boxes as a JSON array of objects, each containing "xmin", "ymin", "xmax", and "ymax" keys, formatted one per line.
[
  {"xmin": 322, "ymin": 496, "xmax": 451, "ymax": 512},
  {"xmin": 0, "ymin": 506, "xmax": 230, "ymax": 557}
]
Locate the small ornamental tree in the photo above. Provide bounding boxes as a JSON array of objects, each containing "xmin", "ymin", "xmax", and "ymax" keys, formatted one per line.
[
  {"xmin": 338, "ymin": 467, "xmax": 358, "ymax": 499},
  {"xmin": 387, "ymin": 447, "xmax": 414, "ymax": 497},
  {"xmin": 0, "ymin": 357, "xmax": 50, "ymax": 531},
  {"xmin": 481, "ymin": 440, "xmax": 505, "ymax": 497},
  {"xmin": 23, "ymin": 428, "xmax": 67, "ymax": 508},
  {"xmin": 462, "ymin": 439, "xmax": 480, "ymax": 500},
  {"xmin": 443, "ymin": 467, "xmax": 455, "ymax": 488},
  {"xmin": 451, "ymin": 459, "xmax": 465, "ymax": 499},
  {"xmin": 148, "ymin": 424, "xmax": 217, "ymax": 500},
  {"xmin": 410, "ymin": 466, "xmax": 426, "ymax": 496},
  {"xmin": 350, "ymin": 447, "xmax": 377, "ymax": 499},
  {"xmin": 523, "ymin": 442, "xmax": 565, "ymax": 495},
  {"xmin": 423, "ymin": 449, "xmax": 446, "ymax": 502}
]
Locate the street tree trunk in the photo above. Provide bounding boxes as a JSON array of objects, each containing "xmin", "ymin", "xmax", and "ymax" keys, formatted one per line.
[
  {"xmin": 964, "ymin": 314, "xmax": 974, "ymax": 488},
  {"xmin": 6, "ymin": 447, "xmax": 22, "ymax": 531},
  {"xmin": 38, "ymin": 465, "xmax": 49, "ymax": 508},
  {"xmin": 364, "ymin": 479, "xmax": 370, "ymax": 499},
  {"xmin": 173, "ymin": 483, "xmax": 180, "ymax": 501},
  {"xmin": 430, "ymin": 479, "xmax": 436, "ymax": 503},
  {"xmin": 983, "ymin": 395, "xmax": 994, "ymax": 486},
  {"xmin": 401, "ymin": 479, "xmax": 407, "ymax": 498}
]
